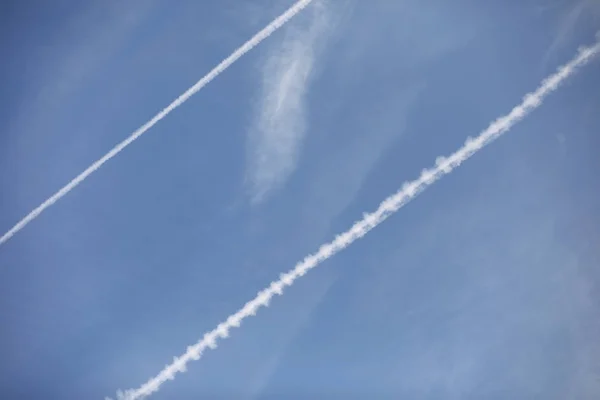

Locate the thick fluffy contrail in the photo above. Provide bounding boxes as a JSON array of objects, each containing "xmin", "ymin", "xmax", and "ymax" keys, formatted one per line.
[
  {"xmin": 110, "ymin": 39, "xmax": 600, "ymax": 400},
  {"xmin": 0, "ymin": 0, "xmax": 315, "ymax": 247}
]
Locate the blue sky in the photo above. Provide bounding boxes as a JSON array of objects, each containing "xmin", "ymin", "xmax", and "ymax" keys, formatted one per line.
[{"xmin": 1, "ymin": 0, "xmax": 599, "ymax": 399}]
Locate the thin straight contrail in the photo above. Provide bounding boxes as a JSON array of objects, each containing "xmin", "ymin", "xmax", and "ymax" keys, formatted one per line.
[
  {"xmin": 110, "ymin": 38, "xmax": 600, "ymax": 400},
  {"xmin": 0, "ymin": 0, "xmax": 315, "ymax": 247}
]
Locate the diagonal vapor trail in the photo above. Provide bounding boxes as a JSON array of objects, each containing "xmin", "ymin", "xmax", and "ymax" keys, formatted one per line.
[
  {"xmin": 0, "ymin": 0, "xmax": 315, "ymax": 247},
  {"xmin": 109, "ymin": 38, "xmax": 600, "ymax": 400}
]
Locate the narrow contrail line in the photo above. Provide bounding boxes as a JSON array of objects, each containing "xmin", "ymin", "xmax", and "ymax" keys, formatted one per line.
[
  {"xmin": 110, "ymin": 39, "xmax": 600, "ymax": 400},
  {"xmin": 0, "ymin": 0, "xmax": 315, "ymax": 247}
]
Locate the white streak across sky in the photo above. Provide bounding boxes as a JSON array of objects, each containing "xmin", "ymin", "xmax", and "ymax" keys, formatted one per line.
[
  {"xmin": 0, "ymin": 0, "xmax": 315, "ymax": 247},
  {"xmin": 110, "ymin": 36, "xmax": 600, "ymax": 400}
]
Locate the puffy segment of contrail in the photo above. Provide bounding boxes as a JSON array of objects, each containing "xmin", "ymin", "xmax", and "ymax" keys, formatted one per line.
[
  {"xmin": 0, "ymin": 0, "xmax": 315, "ymax": 247},
  {"xmin": 109, "ymin": 39, "xmax": 600, "ymax": 400}
]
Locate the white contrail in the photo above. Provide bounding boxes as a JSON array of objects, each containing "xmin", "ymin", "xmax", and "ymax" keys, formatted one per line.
[
  {"xmin": 109, "ymin": 38, "xmax": 600, "ymax": 400},
  {"xmin": 0, "ymin": 0, "xmax": 315, "ymax": 247}
]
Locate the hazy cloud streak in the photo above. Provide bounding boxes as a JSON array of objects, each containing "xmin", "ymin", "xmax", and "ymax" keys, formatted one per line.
[{"xmin": 247, "ymin": 1, "xmax": 329, "ymax": 203}]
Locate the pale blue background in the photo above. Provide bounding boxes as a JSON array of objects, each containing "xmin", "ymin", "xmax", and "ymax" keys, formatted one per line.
[{"xmin": 1, "ymin": 0, "xmax": 599, "ymax": 399}]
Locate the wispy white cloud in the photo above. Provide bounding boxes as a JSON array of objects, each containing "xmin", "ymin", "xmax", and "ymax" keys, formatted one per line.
[
  {"xmin": 109, "ymin": 35, "xmax": 600, "ymax": 400},
  {"xmin": 298, "ymin": 85, "xmax": 423, "ymax": 239},
  {"xmin": 246, "ymin": 1, "xmax": 330, "ymax": 204},
  {"xmin": 290, "ymin": 0, "xmax": 478, "ymax": 242},
  {"xmin": 541, "ymin": 0, "xmax": 600, "ymax": 70}
]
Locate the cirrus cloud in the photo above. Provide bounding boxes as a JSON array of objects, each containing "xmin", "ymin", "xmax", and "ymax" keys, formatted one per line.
[{"xmin": 246, "ymin": 0, "xmax": 331, "ymax": 204}]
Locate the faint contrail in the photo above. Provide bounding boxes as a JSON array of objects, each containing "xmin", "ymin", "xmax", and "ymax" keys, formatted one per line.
[
  {"xmin": 109, "ymin": 38, "xmax": 600, "ymax": 400},
  {"xmin": 0, "ymin": 0, "xmax": 315, "ymax": 247}
]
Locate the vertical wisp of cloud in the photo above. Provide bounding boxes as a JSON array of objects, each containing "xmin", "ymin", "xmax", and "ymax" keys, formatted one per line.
[
  {"xmin": 0, "ymin": 0, "xmax": 315, "ymax": 247},
  {"xmin": 246, "ymin": 1, "xmax": 329, "ymax": 204},
  {"xmin": 110, "ymin": 38, "xmax": 600, "ymax": 400}
]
